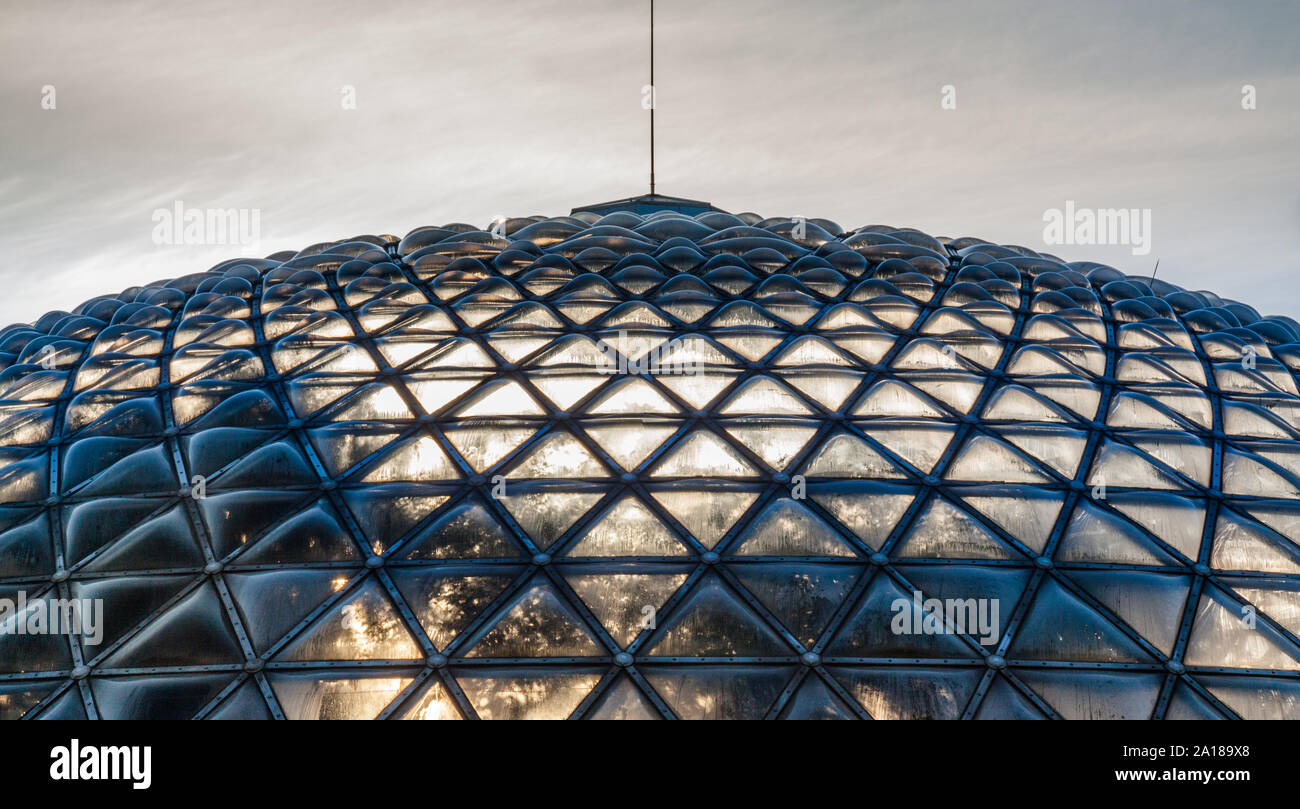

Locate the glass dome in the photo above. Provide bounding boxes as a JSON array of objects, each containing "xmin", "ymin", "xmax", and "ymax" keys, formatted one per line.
[{"xmin": 2, "ymin": 202, "xmax": 1300, "ymax": 720}]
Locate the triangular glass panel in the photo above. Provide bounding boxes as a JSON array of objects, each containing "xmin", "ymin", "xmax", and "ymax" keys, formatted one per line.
[
  {"xmin": 75, "ymin": 444, "xmax": 177, "ymax": 497},
  {"xmin": 226, "ymin": 568, "xmax": 355, "ymax": 654},
  {"xmin": 412, "ymin": 338, "xmax": 495, "ymax": 369},
  {"xmin": 730, "ymin": 562, "xmax": 863, "ymax": 647},
  {"xmin": 341, "ymin": 486, "xmax": 447, "ymax": 555},
  {"xmin": 526, "ymin": 371, "xmax": 610, "ymax": 410},
  {"xmin": 1022, "ymin": 378, "xmax": 1101, "ymax": 421},
  {"xmin": 982, "ymin": 384, "xmax": 1075, "ymax": 423},
  {"xmin": 453, "ymin": 669, "xmax": 602, "ymax": 720},
  {"xmin": 810, "ymin": 481, "xmax": 916, "ymax": 551},
  {"xmin": 718, "ymin": 376, "xmax": 813, "ymax": 416},
  {"xmin": 584, "ymin": 419, "xmax": 679, "ymax": 471},
  {"xmin": 1133, "ymin": 431, "xmax": 1211, "ymax": 489},
  {"xmin": 852, "ymin": 380, "xmax": 945, "ymax": 418},
  {"xmin": 729, "ymin": 498, "xmax": 858, "ymax": 557},
  {"xmin": 896, "ymin": 563, "xmax": 1034, "ymax": 647},
  {"xmin": 974, "ymin": 675, "xmax": 1049, "ymax": 719},
  {"xmin": 565, "ymin": 496, "xmax": 688, "ymax": 557},
  {"xmin": 1184, "ymin": 585, "xmax": 1300, "ymax": 671},
  {"xmin": 908, "ymin": 372, "xmax": 988, "ymax": 413},
  {"xmin": 101, "ymin": 581, "xmax": 244, "ymax": 668},
  {"xmin": 584, "ymin": 378, "xmax": 680, "ymax": 415},
  {"xmin": 1244, "ymin": 501, "xmax": 1300, "ymax": 544},
  {"xmin": 1015, "ymin": 670, "xmax": 1162, "ymax": 720},
  {"xmin": 961, "ymin": 486, "xmax": 1063, "ymax": 555},
  {"xmin": 208, "ymin": 440, "xmax": 317, "ymax": 489},
  {"xmin": 530, "ymin": 334, "xmax": 614, "ymax": 367},
  {"xmin": 945, "ymin": 434, "xmax": 1052, "ymax": 483},
  {"xmin": 361, "ymin": 434, "xmax": 461, "ymax": 482},
  {"xmin": 277, "ymin": 577, "xmax": 422, "ymax": 661},
  {"xmin": 563, "ymin": 570, "xmax": 689, "ymax": 647},
  {"xmin": 779, "ymin": 674, "xmax": 857, "ymax": 720},
  {"xmin": 64, "ymin": 496, "xmax": 170, "ymax": 566},
  {"xmin": 712, "ymin": 333, "xmax": 783, "ymax": 362},
  {"xmin": 828, "ymin": 666, "xmax": 982, "ymax": 720},
  {"xmin": 1227, "ymin": 578, "xmax": 1300, "ymax": 638},
  {"xmin": 1163, "ymin": 682, "xmax": 1229, "ymax": 720},
  {"xmin": 505, "ymin": 431, "xmax": 606, "ymax": 479},
  {"xmin": 308, "ymin": 423, "xmax": 400, "ymax": 476},
  {"xmin": 442, "ymin": 424, "xmax": 539, "ymax": 472},
  {"xmin": 498, "ymin": 484, "xmax": 605, "ymax": 550},
  {"xmin": 92, "ymin": 673, "xmax": 239, "ymax": 720},
  {"xmin": 0, "ymin": 589, "xmax": 72, "ymax": 673},
  {"xmin": 826, "ymin": 573, "xmax": 982, "ymax": 658},
  {"xmin": 649, "ymin": 487, "xmax": 759, "ymax": 549},
  {"xmin": 1087, "ymin": 440, "xmax": 1187, "ymax": 491},
  {"xmin": 1055, "ymin": 501, "xmax": 1180, "ymax": 566},
  {"xmin": 856, "ymin": 421, "xmax": 955, "ymax": 474},
  {"xmin": 1222, "ymin": 449, "xmax": 1300, "ymax": 498},
  {"xmin": 801, "ymin": 432, "xmax": 905, "ymax": 479},
  {"xmin": 326, "ymin": 383, "xmax": 414, "ymax": 422},
  {"xmin": 996, "ymin": 425, "xmax": 1087, "ymax": 478},
  {"xmin": 645, "ymin": 575, "xmax": 790, "ymax": 656},
  {"xmin": 724, "ymin": 422, "xmax": 818, "ymax": 471},
  {"xmin": 232, "ymin": 499, "xmax": 361, "ymax": 565},
  {"xmin": 204, "ymin": 679, "xmax": 272, "ymax": 720},
  {"xmin": 0, "ymin": 512, "xmax": 52, "ymax": 578},
  {"xmin": 1108, "ymin": 492, "xmax": 1204, "ymax": 561},
  {"xmin": 585, "ymin": 675, "xmax": 661, "ymax": 720},
  {"xmin": 655, "ymin": 369, "xmax": 741, "ymax": 409},
  {"xmin": 463, "ymin": 578, "xmax": 603, "ymax": 658},
  {"xmin": 270, "ymin": 671, "xmax": 415, "ymax": 720},
  {"xmin": 83, "ymin": 504, "xmax": 203, "ymax": 572},
  {"xmin": 1210, "ymin": 508, "xmax": 1300, "ymax": 574},
  {"xmin": 452, "ymin": 380, "xmax": 545, "ymax": 418},
  {"xmin": 485, "ymin": 334, "xmax": 555, "ymax": 364},
  {"xmin": 1066, "ymin": 570, "xmax": 1190, "ymax": 656},
  {"xmin": 388, "ymin": 566, "xmax": 520, "ymax": 649},
  {"xmin": 892, "ymin": 497, "xmax": 1022, "ymax": 560},
  {"xmin": 772, "ymin": 336, "xmax": 857, "ymax": 367},
  {"xmin": 653, "ymin": 334, "xmax": 738, "ymax": 367},
  {"xmin": 400, "ymin": 372, "xmax": 486, "ymax": 415},
  {"xmin": 651, "ymin": 430, "xmax": 759, "ymax": 477},
  {"xmin": 1200, "ymin": 674, "xmax": 1300, "ymax": 719},
  {"xmin": 640, "ymin": 664, "xmax": 796, "ymax": 719},
  {"xmin": 394, "ymin": 676, "xmax": 464, "ymax": 720},
  {"xmin": 778, "ymin": 370, "xmax": 863, "ymax": 412},
  {"xmin": 1009, "ymin": 577, "xmax": 1155, "ymax": 663},
  {"xmin": 401, "ymin": 499, "xmax": 522, "ymax": 560},
  {"xmin": 70, "ymin": 574, "xmax": 195, "ymax": 654}
]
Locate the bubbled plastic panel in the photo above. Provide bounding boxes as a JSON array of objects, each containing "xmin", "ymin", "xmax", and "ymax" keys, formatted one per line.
[{"xmin": 3, "ymin": 208, "xmax": 1300, "ymax": 720}]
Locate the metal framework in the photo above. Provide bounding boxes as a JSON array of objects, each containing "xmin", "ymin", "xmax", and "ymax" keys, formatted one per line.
[{"xmin": 2, "ymin": 202, "xmax": 1300, "ymax": 719}]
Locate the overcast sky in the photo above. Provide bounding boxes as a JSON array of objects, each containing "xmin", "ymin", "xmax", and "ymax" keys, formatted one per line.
[{"xmin": 2, "ymin": 0, "xmax": 1298, "ymax": 325}]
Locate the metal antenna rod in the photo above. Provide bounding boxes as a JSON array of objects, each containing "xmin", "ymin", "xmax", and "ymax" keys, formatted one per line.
[{"xmin": 649, "ymin": 0, "xmax": 655, "ymax": 195}]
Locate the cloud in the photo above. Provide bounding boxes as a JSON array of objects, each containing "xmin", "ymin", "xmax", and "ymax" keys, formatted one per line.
[{"xmin": 1, "ymin": 0, "xmax": 1297, "ymax": 323}]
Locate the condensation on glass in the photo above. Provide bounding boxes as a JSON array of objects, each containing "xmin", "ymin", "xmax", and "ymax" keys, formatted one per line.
[{"xmin": 1, "ymin": 206, "xmax": 1299, "ymax": 720}]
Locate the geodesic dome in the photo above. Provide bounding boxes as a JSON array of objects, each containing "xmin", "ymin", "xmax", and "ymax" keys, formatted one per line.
[{"xmin": 3, "ymin": 198, "xmax": 1300, "ymax": 720}]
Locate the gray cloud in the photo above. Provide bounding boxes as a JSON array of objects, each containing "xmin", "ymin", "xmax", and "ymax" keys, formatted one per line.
[{"xmin": 1, "ymin": 0, "xmax": 1297, "ymax": 324}]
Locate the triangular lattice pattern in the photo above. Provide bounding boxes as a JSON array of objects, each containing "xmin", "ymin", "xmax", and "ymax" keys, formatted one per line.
[{"xmin": 3, "ymin": 208, "xmax": 1300, "ymax": 719}]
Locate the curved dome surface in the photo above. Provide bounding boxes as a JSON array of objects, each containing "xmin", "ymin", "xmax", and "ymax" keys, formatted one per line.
[{"xmin": 3, "ymin": 205, "xmax": 1300, "ymax": 720}]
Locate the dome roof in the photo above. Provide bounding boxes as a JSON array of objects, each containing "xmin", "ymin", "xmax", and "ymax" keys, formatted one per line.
[{"xmin": 3, "ymin": 204, "xmax": 1300, "ymax": 720}]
